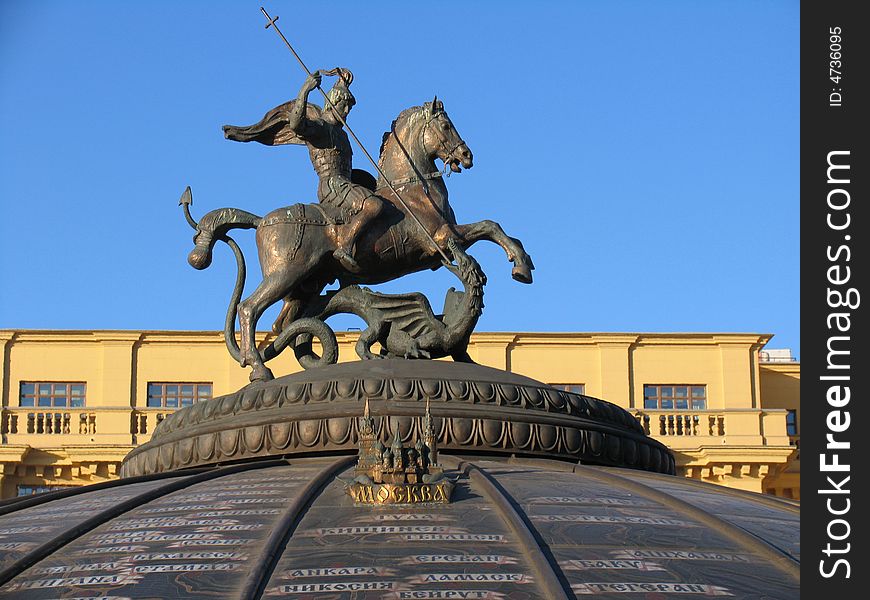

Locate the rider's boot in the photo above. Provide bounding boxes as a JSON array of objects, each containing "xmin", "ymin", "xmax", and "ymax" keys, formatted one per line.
[{"xmin": 333, "ymin": 247, "xmax": 361, "ymax": 273}]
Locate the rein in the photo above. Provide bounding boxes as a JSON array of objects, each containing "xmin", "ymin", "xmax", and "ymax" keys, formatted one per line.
[
  {"xmin": 376, "ymin": 168, "xmax": 446, "ymax": 190},
  {"xmin": 376, "ymin": 107, "xmax": 461, "ymax": 191}
]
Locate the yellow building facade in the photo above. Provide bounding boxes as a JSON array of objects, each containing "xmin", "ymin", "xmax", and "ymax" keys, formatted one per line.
[{"xmin": 0, "ymin": 329, "xmax": 799, "ymax": 499}]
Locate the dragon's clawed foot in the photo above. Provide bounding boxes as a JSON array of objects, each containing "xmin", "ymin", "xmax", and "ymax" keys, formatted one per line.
[{"xmin": 403, "ymin": 341, "xmax": 431, "ymax": 360}]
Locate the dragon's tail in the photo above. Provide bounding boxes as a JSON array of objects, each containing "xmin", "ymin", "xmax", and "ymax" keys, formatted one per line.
[{"xmin": 188, "ymin": 208, "xmax": 262, "ymax": 270}]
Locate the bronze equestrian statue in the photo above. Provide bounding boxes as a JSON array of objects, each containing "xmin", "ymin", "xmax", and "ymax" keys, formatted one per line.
[{"xmin": 184, "ymin": 69, "xmax": 534, "ymax": 382}]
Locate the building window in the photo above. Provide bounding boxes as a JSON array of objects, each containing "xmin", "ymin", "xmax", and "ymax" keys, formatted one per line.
[
  {"xmin": 17, "ymin": 485, "xmax": 76, "ymax": 497},
  {"xmin": 643, "ymin": 385, "xmax": 707, "ymax": 410},
  {"xmin": 19, "ymin": 382, "xmax": 86, "ymax": 408},
  {"xmin": 786, "ymin": 409, "xmax": 798, "ymax": 436},
  {"xmin": 549, "ymin": 383, "xmax": 585, "ymax": 395},
  {"xmin": 147, "ymin": 383, "xmax": 212, "ymax": 408}
]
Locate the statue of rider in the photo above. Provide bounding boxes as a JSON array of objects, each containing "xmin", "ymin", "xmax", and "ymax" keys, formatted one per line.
[{"xmin": 223, "ymin": 68, "xmax": 383, "ymax": 273}]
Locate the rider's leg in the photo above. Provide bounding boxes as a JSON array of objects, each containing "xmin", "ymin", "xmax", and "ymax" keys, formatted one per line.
[{"xmin": 334, "ymin": 195, "xmax": 383, "ymax": 272}]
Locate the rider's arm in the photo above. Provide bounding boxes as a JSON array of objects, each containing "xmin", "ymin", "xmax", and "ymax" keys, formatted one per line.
[{"xmin": 286, "ymin": 71, "xmax": 321, "ymax": 134}]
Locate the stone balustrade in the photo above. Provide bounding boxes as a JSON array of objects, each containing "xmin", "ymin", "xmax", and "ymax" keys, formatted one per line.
[
  {"xmin": 1, "ymin": 407, "xmax": 143, "ymax": 445},
  {"xmin": 130, "ymin": 409, "xmax": 168, "ymax": 445},
  {"xmin": 634, "ymin": 408, "xmax": 791, "ymax": 449}
]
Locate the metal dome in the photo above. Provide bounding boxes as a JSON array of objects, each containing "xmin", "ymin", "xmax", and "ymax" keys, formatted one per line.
[{"xmin": 0, "ymin": 361, "xmax": 799, "ymax": 599}]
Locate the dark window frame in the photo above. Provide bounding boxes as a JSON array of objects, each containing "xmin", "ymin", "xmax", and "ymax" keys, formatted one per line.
[
  {"xmin": 17, "ymin": 484, "xmax": 77, "ymax": 497},
  {"xmin": 19, "ymin": 382, "xmax": 86, "ymax": 408},
  {"xmin": 786, "ymin": 409, "xmax": 798, "ymax": 436},
  {"xmin": 549, "ymin": 383, "xmax": 586, "ymax": 395},
  {"xmin": 146, "ymin": 382, "xmax": 213, "ymax": 408},
  {"xmin": 642, "ymin": 384, "xmax": 707, "ymax": 410}
]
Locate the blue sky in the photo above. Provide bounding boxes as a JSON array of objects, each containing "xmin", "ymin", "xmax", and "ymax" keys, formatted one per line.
[{"xmin": 0, "ymin": 1, "xmax": 800, "ymax": 356}]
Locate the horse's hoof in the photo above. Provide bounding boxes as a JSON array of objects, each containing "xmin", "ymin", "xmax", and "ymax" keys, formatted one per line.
[
  {"xmin": 249, "ymin": 366, "xmax": 274, "ymax": 383},
  {"xmin": 512, "ymin": 264, "xmax": 533, "ymax": 284}
]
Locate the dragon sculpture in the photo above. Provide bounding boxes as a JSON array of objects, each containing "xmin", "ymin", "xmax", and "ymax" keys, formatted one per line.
[{"xmin": 300, "ymin": 239, "xmax": 486, "ymax": 363}]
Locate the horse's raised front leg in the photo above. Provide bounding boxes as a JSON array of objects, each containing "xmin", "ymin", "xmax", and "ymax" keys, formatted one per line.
[{"xmin": 436, "ymin": 220, "xmax": 535, "ymax": 283}]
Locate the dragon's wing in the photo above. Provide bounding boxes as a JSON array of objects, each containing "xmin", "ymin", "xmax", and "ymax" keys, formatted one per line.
[
  {"xmin": 365, "ymin": 291, "xmax": 440, "ymax": 338},
  {"xmin": 222, "ymin": 100, "xmax": 323, "ymax": 146}
]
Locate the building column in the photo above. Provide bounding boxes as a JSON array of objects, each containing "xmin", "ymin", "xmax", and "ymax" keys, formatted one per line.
[
  {"xmin": 95, "ymin": 333, "xmax": 141, "ymax": 408},
  {"xmin": 595, "ymin": 336, "xmax": 637, "ymax": 408},
  {"xmin": 471, "ymin": 334, "xmax": 514, "ymax": 371},
  {"xmin": 0, "ymin": 331, "xmax": 15, "ymax": 410}
]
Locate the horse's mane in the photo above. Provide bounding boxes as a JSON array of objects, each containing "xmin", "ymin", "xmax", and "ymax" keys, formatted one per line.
[{"xmin": 379, "ymin": 104, "xmax": 427, "ymax": 160}]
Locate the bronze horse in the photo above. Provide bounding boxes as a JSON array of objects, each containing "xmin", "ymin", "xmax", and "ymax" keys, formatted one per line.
[{"xmin": 187, "ymin": 98, "xmax": 534, "ymax": 381}]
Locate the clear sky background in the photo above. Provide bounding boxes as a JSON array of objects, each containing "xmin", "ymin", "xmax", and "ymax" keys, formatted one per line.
[{"xmin": 0, "ymin": 1, "xmax": 800, "ymax": 357}]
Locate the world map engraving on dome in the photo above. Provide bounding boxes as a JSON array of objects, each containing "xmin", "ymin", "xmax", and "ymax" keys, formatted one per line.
[{"xmin": 0, "ymin": 457, "xmax": 800, "ymax": 599}]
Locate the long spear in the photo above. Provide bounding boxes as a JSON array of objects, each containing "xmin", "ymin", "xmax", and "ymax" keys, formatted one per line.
[{"xmin": 259, "ymin": 6, "xmax": 453, "ymax": 267}]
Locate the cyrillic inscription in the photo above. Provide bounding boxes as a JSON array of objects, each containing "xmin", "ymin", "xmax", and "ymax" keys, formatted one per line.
[
  {"xmin": 75, "ymin": 546, "xmax": 148, "ymax": 556},
  {"xmin": 305, "ymin": 526, "xmax": 465, "ymax": 536},
  {"xmin": 402, "ymin": 555, "xmax": 517, "ymax": 565},
  {"xmin": 0, "ymin": 542, "xmax": 38, "ymax": 551},
  {"xmin": 530, "ymin": 515, "xmax": 693, "ymax": 526},
  {"xmin": 107, "ymin": 518, "xmax": 238, "ymax": 530},
  {"xmin": 572, "ymin": 582, "xmax": 733, "ymax": 595},
  {"xmin": 88, "ymin": 533, "xmax": 219, "ymax": 544},
  {"xmin": 195, "ymin": 524, "xmax": 264, "ymax": 532},
  {"xmin": 131, "ymin": 563, "xmax": 240, "ymax": 573},
  {"xmin": 563, "ymin": 559, "xmax": 665, "ymax": 571},
  {"xmin": 167, "ymin": 539, "xmax": 254, "ymax": 548},
  {"xmin": 410, "ymin": 573, "xmax": 530, "ymax": 583},
  {"xmin": 390, "ymin": 591, "xmax": 505, "ymax": 599},
  {"xmin": 528, "ymin": 496, "xmax": 652, "ymax": 506},
  {"xmin": 404, "ymin": 534, "xmax": 505, "ymax": 542},
  {"xmin": 35, "ymin": 562, "xmax": 132, "ymax": 575},
  {"xmin": 279, "ymin": 582, "xmax": 395, "ymax": 592},
  {"xmin": 347, "ymin": 482, "xmax": 452, "ymax": 505},
  {"xmin": 139, "ymin": 505, "xmax": 212, "ymax": 513},
  {"xmin": 611, "ymin": 550, "xmax": 752, "ymax": 562},
  {"xmin": 131, "ymin": 552, "xmax": 248, "ymax": 561},
  {"xmin": 285, "ymin": 567, "xmax": 395, "ymax": 578},
  {"xmin": 0, "ymin": 525, "xmax": 53, "ymax": 535},
  {"xmin": 359, "ymin": 513, "xmax": 450, "ymax": 522},
  {"xmin": 190, "ymin": 509, "xmax": 281, "ymax": 516},
  {"xmin": 1, "ymin": 575, "xmax": 142, "ymax": 591}
]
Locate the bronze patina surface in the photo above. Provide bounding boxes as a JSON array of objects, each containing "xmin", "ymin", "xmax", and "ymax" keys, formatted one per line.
[
  {"xmin": 0, "ymin": 457, "xmax": 799, "ymax": 599},
  {"xmin": 183, "ymin": 65, "xmax": 533, "ymax": 381},
  {"xmin": 119, "ymin": 360, "xmax": 675, "ymax": 478}
]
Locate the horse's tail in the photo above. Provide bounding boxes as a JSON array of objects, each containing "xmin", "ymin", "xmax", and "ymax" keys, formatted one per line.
[
  {"xmin": 261, "ymin": 318, "xmax": 339, "ymax": 370},
  {"xmin": 220, "ymin": 236, "xmax": 246, "ymax": 365},
  {"xmin": 188, "ymin": 208, "xmax": 262, "ymax": 270}
]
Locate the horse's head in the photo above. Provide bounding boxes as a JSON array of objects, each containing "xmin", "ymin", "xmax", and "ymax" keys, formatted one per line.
[{"xmin": 421, "ymin": 96, "xmax": 473, "ymax": 172}]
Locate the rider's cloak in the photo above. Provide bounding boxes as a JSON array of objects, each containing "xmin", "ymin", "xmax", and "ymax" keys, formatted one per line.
[{"xmin": 222, "ymin": 100, "xmax": 323, "ymax": 146}]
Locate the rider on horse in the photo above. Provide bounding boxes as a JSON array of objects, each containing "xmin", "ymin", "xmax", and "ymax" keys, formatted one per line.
[
  {"xmin": 287, "ymin": 68, "xmax": 384, "ymax": 273},
  {"xmin": 223, "ymin": 68, "xmax": 383, "ymax": 273}
]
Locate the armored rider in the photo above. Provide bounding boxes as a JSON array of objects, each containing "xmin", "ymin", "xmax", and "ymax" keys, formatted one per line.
[{"xmin": 286, "ymin": 68, "xmax": 383, "ymax": 273}]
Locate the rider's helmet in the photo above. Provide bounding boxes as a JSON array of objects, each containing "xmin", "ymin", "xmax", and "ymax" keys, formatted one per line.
[{"xmin": 323, "ymin": 68, "xmax": 355, "ymax": 116}]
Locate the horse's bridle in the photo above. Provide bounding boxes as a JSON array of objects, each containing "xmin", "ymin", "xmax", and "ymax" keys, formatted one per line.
[
  {"xmin": 377, "ymin": 106, "xmax": 467, "ymax": 190},
  {"xmin": 421, "ymin": 108, "xmax": 467, "ymax": 169}
]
